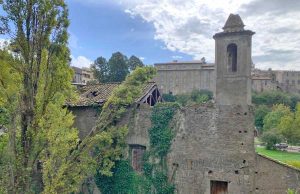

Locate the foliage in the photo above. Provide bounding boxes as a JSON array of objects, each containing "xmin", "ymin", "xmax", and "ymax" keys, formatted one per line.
[
  {"xmin": 93, "ymin": 67, "xmax": 158, "ymax": 193},
  {"xmin": 94, "ymin": 102, "xmax": 178, "ymax": 194},
  {"xmin": 162, "ymin": 93, "xmax": 176, "ymax": 102},
  {"xmin": 95, "ymin": 160, "xmax": 136, "ymax": 194},
  {"xmin": 254, "ymin": 105, "xmax": 270, "ymax": 132},
  {"xmin": 91, "ymin": 56, "xmax": 109, "ymax": 83},
  {"xmin": 143, "ymin": 102, "xmax": 179, "ymax": 194},
  {"xmin": 128, "ymin": 55, "xmax": 144, "ymax": 72},
  {"xmin": 287, "ymin": 189, "xmax": 298, "ymax": 194},
  {"xmin": 108, "ymin": 52, "xmax": 129, "ymax": 82},
  {"xmin": 261, "ymin": 130, "xmax": 283, "ymax": 150},
  {"xmin": 0, "ymin": 1, "xmax": 92, "ymax": 193},
  {"xmin": 163, "ymin": 89, "xmax": 213, "ymax": 106},
  {"xmin": 92, "ymin": 52, "xmax": 145, "ymax": 83},
  {"xmin": 252, "ymin": 91, "xmax": 292, "ymax": 107},
  {"xmin": 149, "ymin": 103, "xmax": 180, "ymax": 157},
  {"xmin": 277, "ymin": 103, "xmax": 300, "ymax": 144},
  {"xmin": 263, "ymin": 104, "xmax": 292, "ymax": 133}
]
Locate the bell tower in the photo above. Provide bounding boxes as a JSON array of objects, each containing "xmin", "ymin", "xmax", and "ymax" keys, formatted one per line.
[{"xmin": 213, "ymin": 14, "xmax": 255, "ymax": 105}]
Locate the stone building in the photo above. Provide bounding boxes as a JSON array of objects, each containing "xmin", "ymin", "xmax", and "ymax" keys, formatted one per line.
[
  {"xmin": 251, "ymin": 69, "xmax": 277, "ymax": 93},
  {"xmin": 68, "ymin": 82, "xmax": 162, "ymax": 138},
  {"xmin": 71, "ymin": 14, "xmax": 300, "ymax": 194},
  {"xmin": 154, "ymin": 61, "xmax": 215, "ymax": 95},
  {"xmin": 273, "ymin": 70, "xmax": 300, "ymax": 94}
]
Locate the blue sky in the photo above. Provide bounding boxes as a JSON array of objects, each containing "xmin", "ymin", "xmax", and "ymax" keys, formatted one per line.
[
  {"xmin": 1, "ymin": 1, "xmax": 300, "ymax": 70},
  {"xmin": 67, "ymin": 0, "xmax": 192, "ymax": 67}
]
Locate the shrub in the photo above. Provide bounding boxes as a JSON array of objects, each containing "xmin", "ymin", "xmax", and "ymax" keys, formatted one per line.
[{"xmin": 261, "ymin": 130, "xmax": 283, "ymax": 150}]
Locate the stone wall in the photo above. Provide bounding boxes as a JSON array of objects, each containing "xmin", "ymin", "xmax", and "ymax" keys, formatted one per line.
[
  {"xmin": 69, "ymin": 106, "xmax": 100, "ymax": 139},
  {"xmin": 71, "ymin": 103, "xmax": 300, "ymax": 194},
  {"xmin": 254, "ymin": 154, "xmax": 300, "ymax": 194},
  {"xmin": 126, "ymin": 104, "xmax": 152, "ymax": 147},
  {"xmin": 154, "ymin": 63, "xmax": 215, "ymax": 95},
  {"xmin": 168, "ymin": 104, "xmax": 256, "ymax": 194}
]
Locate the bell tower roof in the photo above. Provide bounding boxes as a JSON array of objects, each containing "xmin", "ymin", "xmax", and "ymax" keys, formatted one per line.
[{"xmin": 223, "ymin": 14, "xmax": 245, "ymax": 32}]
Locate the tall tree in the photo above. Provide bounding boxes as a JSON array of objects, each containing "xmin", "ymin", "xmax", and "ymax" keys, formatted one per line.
[
  {"xmin": 128, "ymin": 55, "xmax": 144, "ymax": 71},
  {"xmin": 91, "ymin": 56, "xmax": 109, "ymax": 83},
  {"xmin": 0, "ymin": 1, "xmax": 90, "ymax": 193},
  {"xmin": 108, "ymin": 52, "xmax": 129, "ymax": 82}
]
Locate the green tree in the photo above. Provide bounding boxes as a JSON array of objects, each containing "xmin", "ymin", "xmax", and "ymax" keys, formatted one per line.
[
  {"xmin": 252, "ymin": 91, "xmax": 291, "ymax": 107},
  {"xmin": 263, "ymin": 104, "xmax": 292, "ymax": 133},
  {"xmin": 261, "ymin": 129, "xmax": 283, "ymax": 150},
  {"xmin": 108, "ymin": 52, "xmax": 129, "ymax": 82},
  {"xmin": 254, "ymin": 105, "xmax": 270, "ymax": 132},
  {"xmin": 91, "ymin": 56, "xmax": 109, "ymax": 83},
  {"xmin": 0, "ymin": 1, "xmax": 91, "ymax": 193},
  {"xmin": 128, "ymin": 55, "xmax": 144, "ymax": 71},
  {"xmin": 277, "ymin": 103, "xmax": 300, "ymax": 144}
]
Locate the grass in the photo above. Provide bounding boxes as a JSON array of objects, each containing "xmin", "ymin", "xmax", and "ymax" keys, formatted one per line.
[{"xmin": 256, "ymin": 147, "xmax": 300, "ymax": 169}]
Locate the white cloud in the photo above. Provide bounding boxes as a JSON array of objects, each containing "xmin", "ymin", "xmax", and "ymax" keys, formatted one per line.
[
  {"xmin": 71, "ymin": 55, "xmax": 93, "ymax": 68},
  {"xmin": 119, "ymin": 0, "xmax": 300, "ymax": 70},
  {"xmin": 139, "ymin": 56, "xmax": 145, "ymax": 61},
  {"xmin": 70, "ymin": 0, "xmax": 300, "ymax": 70}
]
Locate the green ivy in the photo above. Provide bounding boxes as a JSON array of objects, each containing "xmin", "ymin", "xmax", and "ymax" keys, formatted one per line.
[
  {"xmin": 94, "ymin": 102, "xmax": 179, "ymax": 194},
  {"xmin": 142, "ymin": 102, "xmax": 179, "ymax": 194}
]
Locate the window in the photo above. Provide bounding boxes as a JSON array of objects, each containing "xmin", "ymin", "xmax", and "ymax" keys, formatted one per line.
[
  {"xmin": 130, "ymin": 145, "xmax": 146, "ymax": 172},
  {"xmin": 227, "ymin": 44, "xmax": 237, "ymax": 72},
  {"xmin": 211, "ymin": 180, "xmax": 228, "ymax": 194}
]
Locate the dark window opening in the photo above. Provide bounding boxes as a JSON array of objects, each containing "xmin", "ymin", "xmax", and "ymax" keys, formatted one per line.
[
  {"xmin": 130, "ymin": 145, "xmax": 146, "ymax": 172},
  {"xmin": 211, "ymin": 180, "xmax": 228, "ymax": 194},
  {"xmin": 227, "ymin": 43, "xmax": 237, "ymax": 72}
]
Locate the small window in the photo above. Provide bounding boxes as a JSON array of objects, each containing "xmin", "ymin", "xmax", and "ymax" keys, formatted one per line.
[
  {"xmin": 211, "ymin": 180, "xmax": 228, "ymax": 194},
  {"xmin": 130, "ymin": 145, "xmax": 146, "ymax": 172},
  {"xmin": 227, "ymin": 44, "xmax": 237, "ymax": 72}
]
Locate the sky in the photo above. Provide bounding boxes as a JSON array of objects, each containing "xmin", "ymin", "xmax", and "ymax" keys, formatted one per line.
[{"xmin": 2, "ymin": 0, "xmax": 300, "ymax": 70}]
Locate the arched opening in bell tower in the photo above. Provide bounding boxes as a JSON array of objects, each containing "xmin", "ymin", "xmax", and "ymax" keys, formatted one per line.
[{"xmin": 227, "ymin": 43, "xmax": 237, "ymax": 72}]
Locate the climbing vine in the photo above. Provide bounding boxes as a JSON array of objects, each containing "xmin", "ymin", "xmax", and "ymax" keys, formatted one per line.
[
  {"xmin": 95, "ymin": 102, "xmax": 179, "ymax": 194},
  {"xmin": 143, "ymin": 102, "xmax": 180, "ymax": 194}
]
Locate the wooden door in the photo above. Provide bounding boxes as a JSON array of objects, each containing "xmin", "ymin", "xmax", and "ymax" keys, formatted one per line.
[{"xmin": 211, "ymin": 181, "xmax": 228, "ymax": 194}]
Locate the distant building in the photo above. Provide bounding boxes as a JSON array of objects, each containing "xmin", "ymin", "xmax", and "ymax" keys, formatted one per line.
[
  {"xmin": 71, "ymin": 66, "xmax": 96, "ymax": 86},
  {"xmin": 251, "ymin": 68, "xmax": 277, "ymax": 93},
  {"xmin": 273, "ymin": 70, "xmax": 300, "ymax": 94},
  {"xmin": 154, "ymin": 61, "xmax": 215, "ymax": 95}
]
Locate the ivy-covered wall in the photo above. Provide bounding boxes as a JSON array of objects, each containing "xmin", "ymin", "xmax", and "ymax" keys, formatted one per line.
[{"xmin": 94, "ymin": 102, "xmax": 179, "ymax": 194}]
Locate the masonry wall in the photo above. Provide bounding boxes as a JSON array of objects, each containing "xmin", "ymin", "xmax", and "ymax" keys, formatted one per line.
[
  {"xmin": 126, "ymin": 104, "xmax": 152, "ymax": 147},
  {"xmin": 254, "ymin": 154, "xmax": 300, "ymax": 194},
  {"xmin": 71, "ymin": 104, "xmax": 300, "ymax": 194},
  {"xmin": 69, "ymin": 106, "xmax": 100, "ymax": 139},
  {"xmin": 154, "ymin": 63, "xmax": 215, "ymax": 95},
  {"xmin": 167, "ymin": 104, "xmax": 256, "ymax": 194}
]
